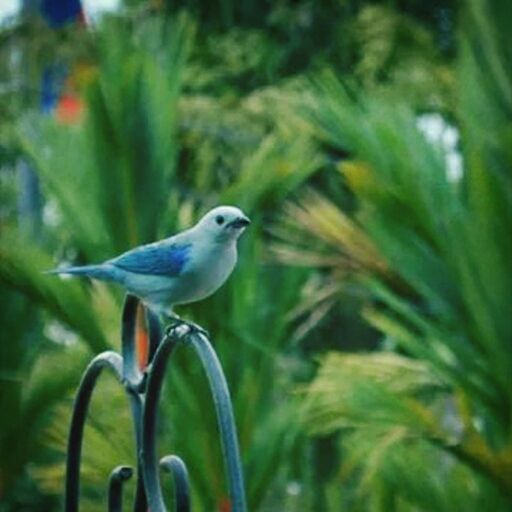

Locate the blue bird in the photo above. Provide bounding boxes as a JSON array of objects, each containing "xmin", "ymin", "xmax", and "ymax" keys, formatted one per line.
[{"xmin": 49, "ymin": 206, "xmax": 250, "ymax": 327}]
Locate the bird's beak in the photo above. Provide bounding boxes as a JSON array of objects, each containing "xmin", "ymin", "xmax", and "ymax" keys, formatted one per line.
[{"xmin": 229, "ymin": 216, "xmax": 251, "ymax": 229}]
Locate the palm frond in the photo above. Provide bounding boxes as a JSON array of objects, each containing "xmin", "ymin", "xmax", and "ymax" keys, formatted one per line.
[{"xmin": 0, "ymin": 233, "xmax": 109, "ymax": 353}]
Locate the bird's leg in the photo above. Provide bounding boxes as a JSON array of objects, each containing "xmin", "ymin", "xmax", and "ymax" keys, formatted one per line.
[
  {"xmin": 163, "ymin": 312, "xmax": 209, "ymax": 339},
  {"xmin": 163, "ymin": 312, "xmax": 183, "ymax": 336}
]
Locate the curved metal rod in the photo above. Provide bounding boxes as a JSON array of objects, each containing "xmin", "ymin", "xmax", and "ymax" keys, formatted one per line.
[
  {"xmin": 188, "ymin": 332, "xmax": 247, "ymax": 512},
  {"xmin": 128, "ymin": 388, "xmax": 146, "ymax": 512},
  {"xmin": 145, "ymin": 306, "xmax": 163, "ymax": 364},
  {"xmin": 108, "ymin": 465, "xmax": 133, "ymax": 512},
  {"xmin": 121, "ymin": 295, "xmax": 153, "ymax": 511},
  {"xmin": 140, "ymin": 331, "xmax": 181, "ymax": 511},
  {"xmin": 141, "ymin": 326, "xmax": 247, "ymax": 512},
  {"xmin": 160, "ymin": 455, "xmax": 191, "ymax": 512},
  {"xmin": 64, "ymin": 351, "xmax": 124, "ymax": 512},
  {"xmin": 122, "ymin": 294, "xmax": 143, "ymax": 385}
]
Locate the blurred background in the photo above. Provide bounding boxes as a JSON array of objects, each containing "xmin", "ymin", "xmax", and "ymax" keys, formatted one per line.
[{"xmin": 0, "ymin": 0, "xmax": 511, "ymax": 510}]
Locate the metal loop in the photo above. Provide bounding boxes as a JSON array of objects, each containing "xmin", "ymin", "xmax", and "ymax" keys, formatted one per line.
[
  {"xmin": 160, "ymin": 455, "xmax": 191, "ymax": 512},
  {"xmin": 64, "ymin": 352, "xmax": 124, "ymax": 512},
  {"xmin": 141, "ymin": 327, "xmax": 247, "ymax": 512},
  {"xmin": 140, "ymin": 332, "xmax": 181, "ymax": 511},
  {"xmin": 188, "ymin": 333, "xmax": 247, "ymax": 512},
  {"xmin": 64, "ymin": 295, "xmax": 246, "ymax": 511},
  {"xmin": 108, "ymin": 465, "xmax": 133, "ymax": 512}
]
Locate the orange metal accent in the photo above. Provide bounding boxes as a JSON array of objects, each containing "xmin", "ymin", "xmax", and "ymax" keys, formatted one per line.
[{"xmin": 136, "ymin": 303, "xmax": 150, "ymax": 370}]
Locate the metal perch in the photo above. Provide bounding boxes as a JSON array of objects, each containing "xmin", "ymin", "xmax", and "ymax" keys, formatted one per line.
[{"xmin": 64, "ymin": 294, "xmax": 247, "ymax": 511}]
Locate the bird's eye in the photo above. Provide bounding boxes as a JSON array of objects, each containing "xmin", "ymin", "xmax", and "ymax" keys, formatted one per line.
[{"xmin": 215, "ymin": 215, "xmax": 225, "ymax": 225}]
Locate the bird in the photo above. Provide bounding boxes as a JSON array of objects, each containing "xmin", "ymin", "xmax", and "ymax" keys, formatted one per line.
[{"xmin": 48, "ymin": 206, "xmax": 250, "ymax": 333}]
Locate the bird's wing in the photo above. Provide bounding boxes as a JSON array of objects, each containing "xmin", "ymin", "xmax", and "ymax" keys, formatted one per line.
[{"xmin": 110, "ymin": 241, "xmax": 192, "ymax": 276}]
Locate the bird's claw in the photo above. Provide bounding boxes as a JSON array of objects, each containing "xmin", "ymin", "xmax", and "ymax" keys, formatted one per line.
[
  {"xmin": 165, "ymin": 319, "xmax": 209, "ymax": 339},
  {"xmin": 164, "ymin": 320, "xmax": 180, "ymax": 337},
  {"xmin": 184, "ymin": 321, "xmax": 210, "ymax": 338}
]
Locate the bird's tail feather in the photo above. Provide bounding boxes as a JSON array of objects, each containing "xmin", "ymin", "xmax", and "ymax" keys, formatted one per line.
[{"xmin": 46, "ymin": 264, "xmax": 119, "ymax": 282}]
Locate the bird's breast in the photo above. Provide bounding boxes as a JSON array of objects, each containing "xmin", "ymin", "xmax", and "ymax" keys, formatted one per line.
[{"xmin": 174, "ymin": 243, "xmax": 237, "ymax": 304}]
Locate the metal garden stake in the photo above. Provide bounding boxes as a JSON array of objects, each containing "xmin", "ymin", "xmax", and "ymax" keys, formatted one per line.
[{"xmin": 64, "ymin": 294, "xmax": 247, "ymax": 511}]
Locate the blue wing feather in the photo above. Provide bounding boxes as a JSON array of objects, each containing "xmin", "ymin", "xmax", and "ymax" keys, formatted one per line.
[{"xmin": 111, "ymin": 242, "xmax": 192, "ymax": 276}]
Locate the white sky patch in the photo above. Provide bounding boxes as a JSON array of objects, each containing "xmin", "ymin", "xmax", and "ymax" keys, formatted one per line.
[
  {"xmin": 82, "ymin": 0, "xmax": 121, "ymax": 20},
  {"xmin": 0, "ymin": 0, "xmax": 19, "ymax": 25},
  {"xmin": 417, "ymin": 113, "xmax": 463, "ymax": 183}
]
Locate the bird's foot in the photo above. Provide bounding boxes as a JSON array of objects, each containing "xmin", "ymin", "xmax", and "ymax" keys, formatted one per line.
[
  {"xmin": 184, "ymin": 320, "xmax": 209, "ymax": 338},
  {"xmin": 165, "ymin": 319, "xmax": 209, "ymax": 339},
  {"xmin": 163, "ymin": 313, "xmax": 185, "ymax": 336},
  {"xmin": 164, "ymin": 318, "xmax": 181, "ymax": 336}
]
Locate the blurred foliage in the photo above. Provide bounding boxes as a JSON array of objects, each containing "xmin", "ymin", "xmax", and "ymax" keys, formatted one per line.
[
  {"xmin": 2, "ymin": 8, "xmax": 321, "ymax": 510},
  {"xmin": 1, "ymin": 0, "xmax": 509, "ymax": 511},
  {"xmin": 275, "ymin": 0, "xmax": 512, "ymax": 509},
  {"xmin": 0, "ymin": 287, "xmax": 91, "ymax": 511}
]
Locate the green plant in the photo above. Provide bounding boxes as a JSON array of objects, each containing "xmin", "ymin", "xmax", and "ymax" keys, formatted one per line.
[
  {"xmin": 1, "ymin": 11, "xmax": 326, "ymax": 509},
  {"xmin": 0, "ymin": 287, "xmax": 93, "ymax": 510},
  {"xmin": 280, "ymin": 0, "xmax": 512, "ymax": 509},
  {"xmin": 0, "ymin": 1, "xmax": 470, "ymax": 509}
]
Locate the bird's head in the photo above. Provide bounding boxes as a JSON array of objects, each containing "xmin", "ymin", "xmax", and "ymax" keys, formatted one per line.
[{"xmin": 195, "ymin": 206, "xmax": 251, "ymax": 243}]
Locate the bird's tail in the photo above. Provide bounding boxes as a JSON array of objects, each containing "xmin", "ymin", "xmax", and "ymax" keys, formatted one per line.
[{"xmin": 46, "ymin": 264, "xmax": 120, "ymax": 282}]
